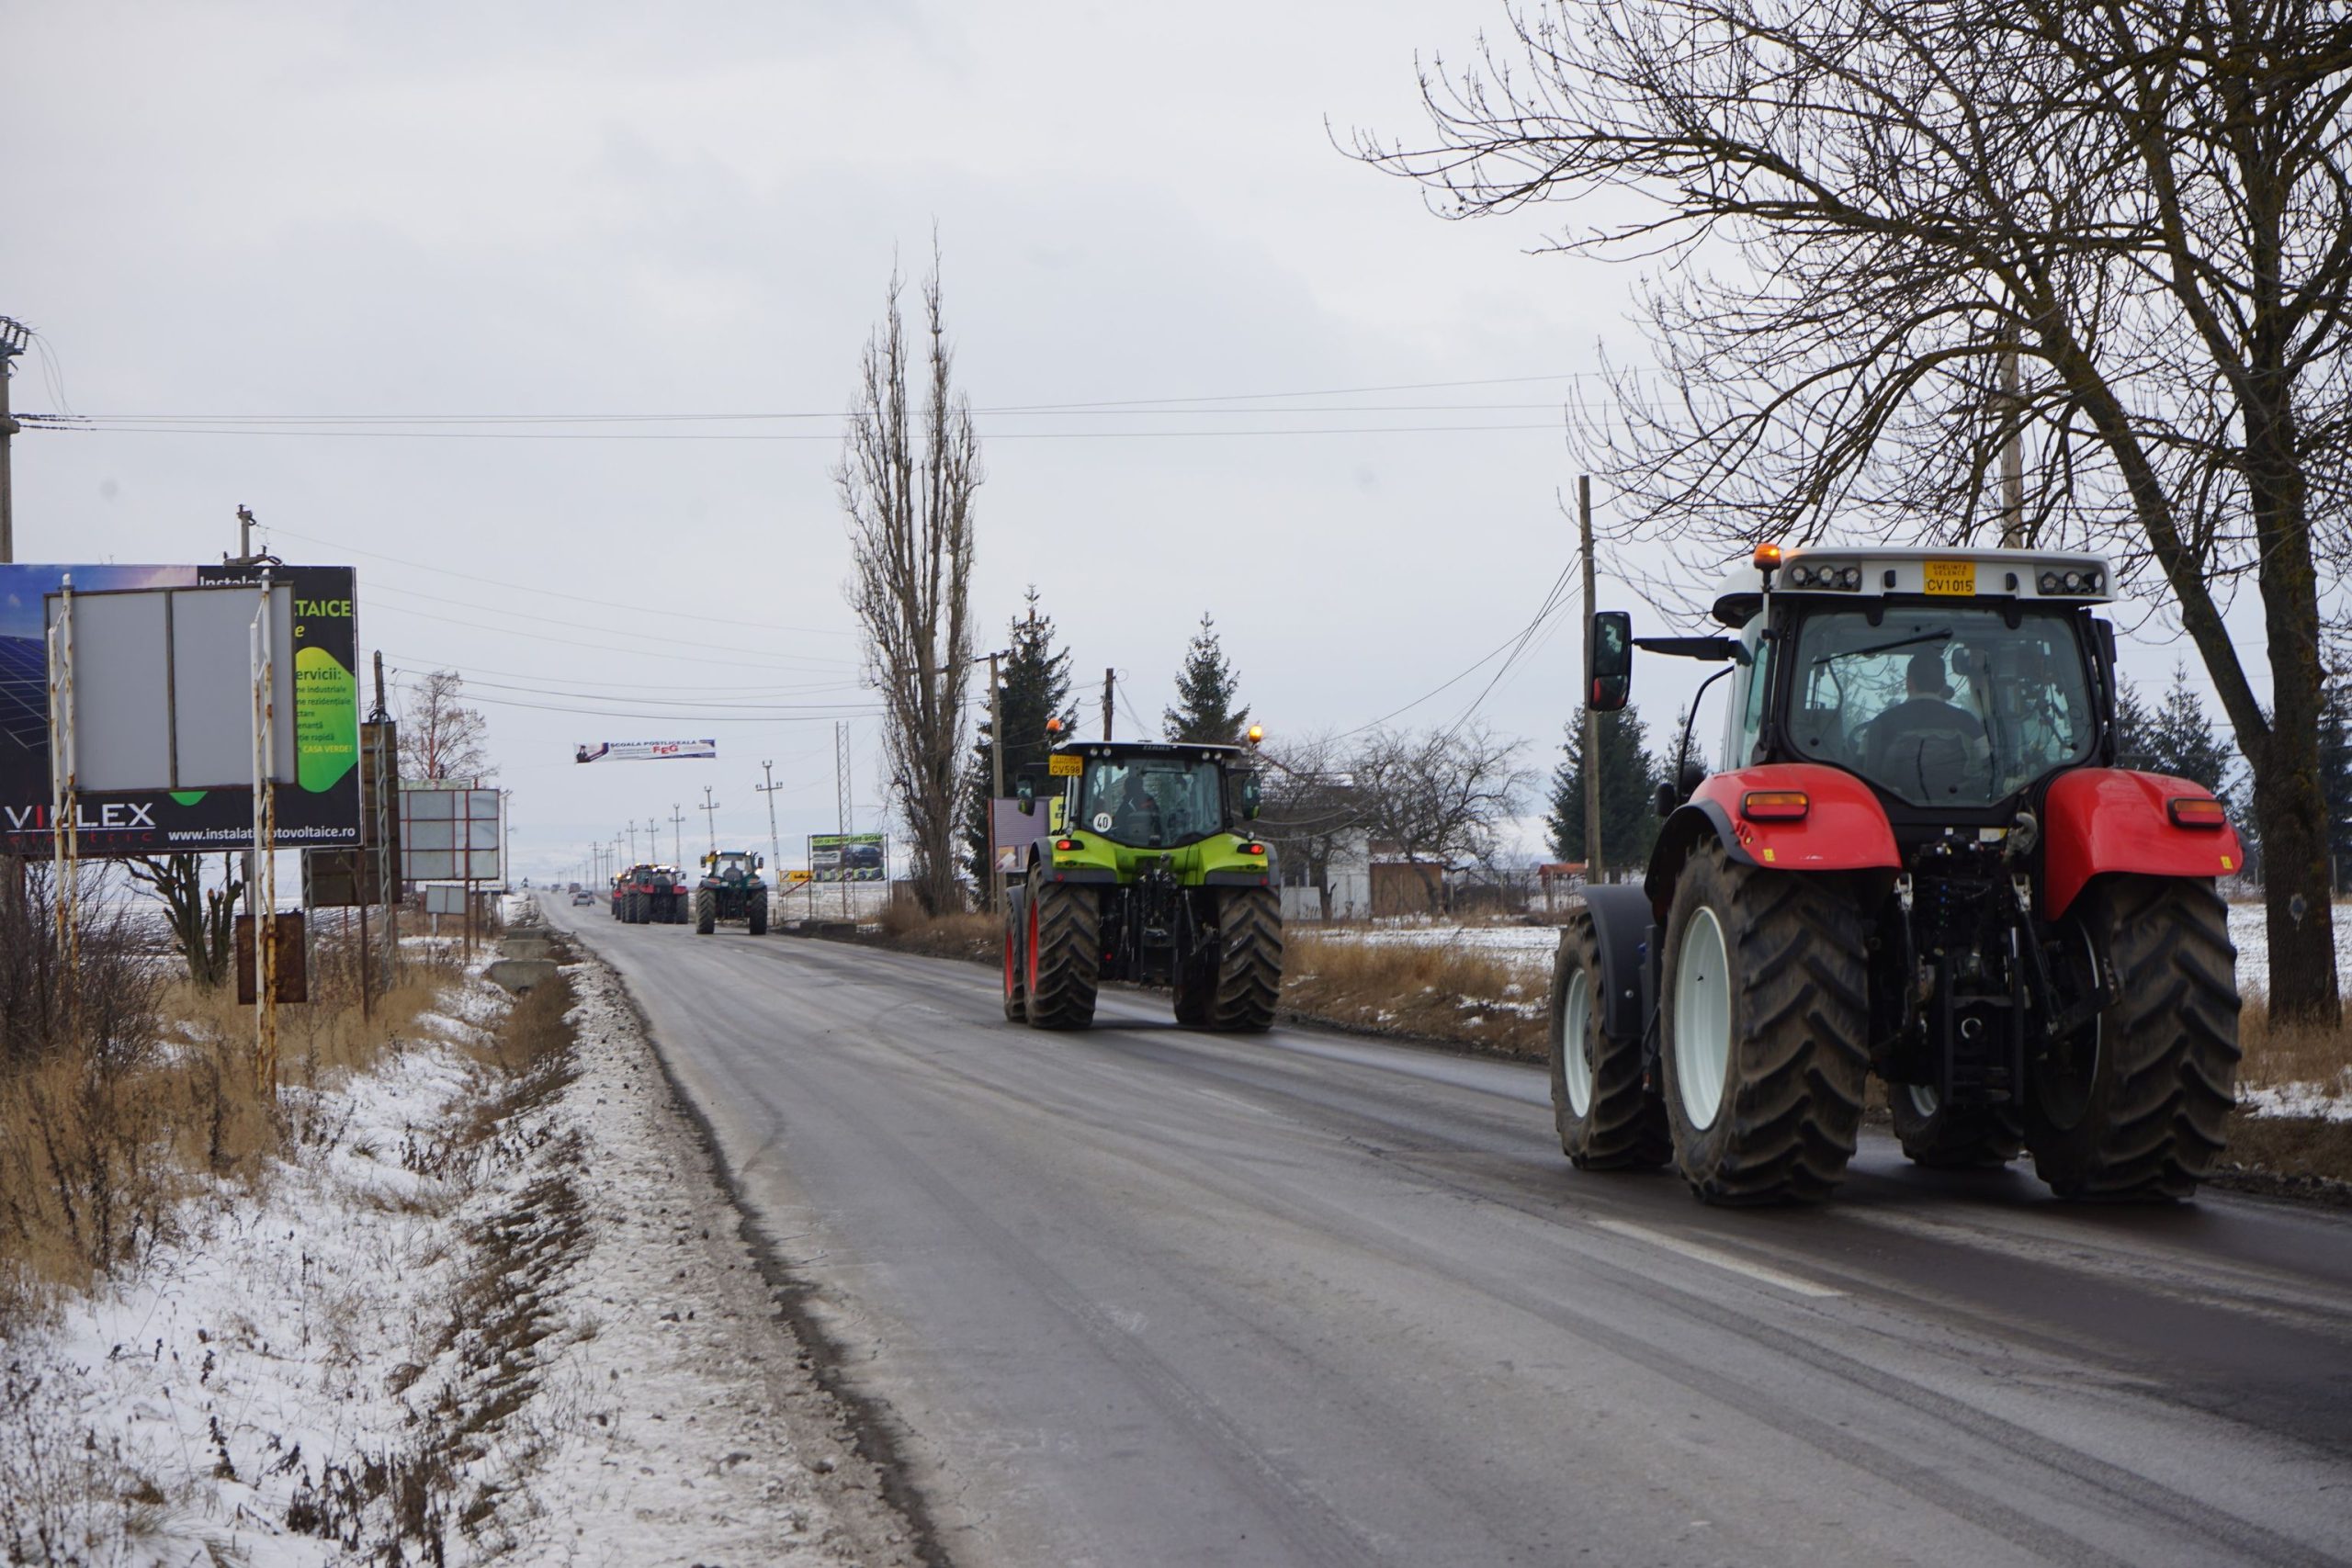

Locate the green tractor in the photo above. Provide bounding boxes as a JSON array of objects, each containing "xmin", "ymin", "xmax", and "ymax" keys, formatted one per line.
[
  {"xmin": 1002, "ymin": 738, "xmax": 1281, "ymax": 1032},
  {"xmin": 694, "ymin": 850, "xmax": 770, "ymax": 936}
]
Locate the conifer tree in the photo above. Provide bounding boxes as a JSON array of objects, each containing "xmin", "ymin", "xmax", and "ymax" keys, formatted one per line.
[
  {"xmin": 1163, "ymin": 613, "xmax": 1251, "ymax": 745},
  {"xmin": 1546, "ymin": 705, "xmax": 1662, "ymax": 872},
  {"xmin": 963, "ymin": 589, "xmax": 1078, "ymax": 880}
]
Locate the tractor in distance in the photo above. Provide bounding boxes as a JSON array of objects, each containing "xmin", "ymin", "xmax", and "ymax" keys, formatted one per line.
[
  {"xmin": 615, "ymin": 863, "xmax": 690, "ymax": 925},
  {"xmin": 1002, "ymin": 728, "xmax": 1282, "ymax": 1032},
  {"xmin": 695, "ymin": 850, "xmax": 770, "ymax": 935},
  {"xmin": 1553, "ymin": 545, "xmax": 2242, "ymax": 1205}
]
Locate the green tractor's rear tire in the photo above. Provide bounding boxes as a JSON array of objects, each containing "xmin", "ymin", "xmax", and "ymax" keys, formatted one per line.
[
  {"xmin": 1023, "ymin": 869, "xmax": 1100, "ymax": 1030},
  {"xmin": 1658, "ymin": 843, "xmax": 1871, "ymax": 1205},
  {"xmin": 2024, "ymin": 874, "xmax": 2239, "ymax": 1201},
  {"xmin": 747, "ymin": 894, "xmax": 768, "ymax": 936},
  {"xmin": 1891, "ymin": 1084, "xmax": 2022, "ymax": 1168},
  {"xmin": 1206, "ymin": 887, "xmax": 1281, "ymax": 1032},
  {"xmin": 1002, "ymin": 886, "xmax": 1030, "ymax": 1023},
  {"xmin": 695, "ymin": 890, "xmax": 716, "ymax": 935},
  {"xmin": 1550, "ymin": 912, "xmax": 1671, "ymax": 1169}
]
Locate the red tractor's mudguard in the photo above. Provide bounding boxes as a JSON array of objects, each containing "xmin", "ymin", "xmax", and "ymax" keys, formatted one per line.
[
  {"xmin": 2041, "ymin": 768, "xmax": 2243, "ymax": 920},
  {"xmin": 1646, "ymin": 764, "xmax": 1900, "ymax": 906}
]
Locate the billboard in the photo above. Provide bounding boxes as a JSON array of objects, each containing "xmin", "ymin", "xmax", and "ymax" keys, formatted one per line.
[
  {"xmin": 575, "ymin": 739, "xmax": 717, "ymax": 763},
  {"xmin": 303, "ymin": 722, "xmax": 400, "ymax": 907},
  {"xmin": 1, "ymin": 563, "xmax": 361, "ymax": 856},
  {"xmin": 400, "ymin": 781, "xmax": 503, "ymax": 884},
  {"xmin": 808, "ymin": 831, "xmax": 886, "ymax": 882}
]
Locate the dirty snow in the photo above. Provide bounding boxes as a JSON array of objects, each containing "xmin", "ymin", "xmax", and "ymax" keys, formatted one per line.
[{"xmin": 2, "ymin": 906, "xmax": 911, "ymax": 1566}]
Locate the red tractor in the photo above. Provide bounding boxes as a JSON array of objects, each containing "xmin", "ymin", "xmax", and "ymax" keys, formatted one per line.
[
  {"xmin": 614, "ymin": 863, "xmax": 689, "ymax": 925},
  {"xmin": 1555, "ymin": 547, "xmax": 2242, "ymax": 1204}
]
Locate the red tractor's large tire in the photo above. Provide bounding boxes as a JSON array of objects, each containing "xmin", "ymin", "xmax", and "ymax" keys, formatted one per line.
[
  {"xmin": 1549, "ymin": 913, "xmax": 1671, "ymax": 1170},
  {"xmin": 2025, "ymin": 874, "xmax": 2239, "ymax": 1200},
  {"xmin": 623, "ymin": 891, "xmax": 641, "ymax": 924},
  {"xmin": 695, "ymin": 889, "xmax": 716, "ymax": 935},
  {"xmin": 1023, "ymin": 870, "xmax": 1100, "ymax": 1030},
  {"xmin": 1891, "ymin": 1085, "xmax": 2022, "ymax": 1169},
  {"xmin": 1001, "ymin": 886, "xmax": 1030, "ymax": 1023},
  {"xmin": 1658, "ymin": 843, "xmax": 1871, "ymax": 1205},
  {"xmin": 1205, "ymin": 887, "xmax": 1281, "ymax": 1032}
]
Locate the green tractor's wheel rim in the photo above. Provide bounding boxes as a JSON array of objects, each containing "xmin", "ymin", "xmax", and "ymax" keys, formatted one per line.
[
  {"xmin": 1674, "ymin": 906, "xmax": 1732, "ymax": 1132},
  {"xmin": 1559, "ymin": 967, "xmax": 1594, "ymax": 1120}
]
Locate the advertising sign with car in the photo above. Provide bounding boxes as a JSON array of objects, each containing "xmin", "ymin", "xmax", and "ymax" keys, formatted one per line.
[{"xmin": 808, "ymin": 831, "xmax": 886, "ymax": 882}]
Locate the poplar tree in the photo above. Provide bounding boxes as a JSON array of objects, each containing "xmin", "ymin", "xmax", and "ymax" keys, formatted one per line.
[{"xmin": 1163, "ymin": 614, "xmax": 1251, "ymax": 746}]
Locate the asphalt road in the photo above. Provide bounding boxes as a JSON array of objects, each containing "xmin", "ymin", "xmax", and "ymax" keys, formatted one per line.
[{"xmin": 547, "ymin": 899, "xmax": 2352, "ymax": 1568}]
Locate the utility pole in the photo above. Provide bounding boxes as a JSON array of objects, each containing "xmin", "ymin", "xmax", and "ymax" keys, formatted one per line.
[
  {"xmin": 698, "ymin": 787, "xmax": 719, "ymax": 857},
  {"xmin": 834, "ymin": 720, "xmax": 853, "ymax": 921},
  {"xmin": 1579, "ymin": 475, "xmax": 1604, "ymax": 886},
  {"xmin": 670, "ymin": 803, "xmax": 686, "ymax": 867},
  {"xmin": 0, "ymin": 315, "xmax": 27, "ymax": 564},
  {"xmin": 647, "ymin": 818, "xmax": 662, "ymax": 866},
  {"xmin": 626, "ymin": 823, "xmax": 638, "ymax": 863},
  {"xmin": 757, "ymin": 761, "xmax": 785, "ymax": 882},
  {"xmin": 1997, "ymin": 325, "xmax": 2027, "ymax": 547},
  {"xmin": 1102, "ymin": 667, "xmax": 1115, "ymax": 742}
]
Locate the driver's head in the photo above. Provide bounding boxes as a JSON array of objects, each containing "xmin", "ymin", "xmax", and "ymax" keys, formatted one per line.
[
  {"xmin": 1906, "ymin": 649, "xmax": 1951, "ymax": 700},
  {"xmin": 1120, "ymin": 773, "xmax": 1150, "ymax": 806}
]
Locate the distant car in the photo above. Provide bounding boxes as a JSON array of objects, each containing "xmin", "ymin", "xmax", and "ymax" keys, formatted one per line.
[{"xmin": 571, "ymin": 890, "xmax": 595, "ymax": 906}]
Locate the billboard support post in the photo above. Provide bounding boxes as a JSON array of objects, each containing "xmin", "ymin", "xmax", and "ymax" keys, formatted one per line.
[
  {"xmin": 250, "ymin": 581, "xmax": 278, "ymax": 1090},
  {"xmin": 46, "ymin": 576, "xmax": 78, "ymax": 982}
]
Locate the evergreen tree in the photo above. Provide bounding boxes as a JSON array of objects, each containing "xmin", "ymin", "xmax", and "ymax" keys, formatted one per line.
[
  {"xmin": 2146, "ymin": 663, "xmax": 2233, "ymax": 792},
  {"xmin": 1546, "ymin": 705, "xmax": 1663, "ymax": 873},
  {"xmin": 2112, "ymin": 677, "xmax": 2157, "ymax": 771},
  {"xmin": 2320, "ymin": 671, "xmax": 2352, "ymax": 879},
  {"xmin": 1163, "ymin": 613, "xmax": 1251, "ymax": 745},
  {"xmin": 962, "ymin": 589, "xmax": 1078, "ymax": 880}
]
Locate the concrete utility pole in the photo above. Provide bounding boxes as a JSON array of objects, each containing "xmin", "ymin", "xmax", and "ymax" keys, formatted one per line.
[
  {"xmin": 1102, "ymin": 667, "xmax": 1115, "ymax": 742},
  {"xmin": 988, "ymin": 651, "xmax": 1007, "ymax": 912},
  {"xmin": 698, "ymin": 787, "xmax": 719, "ymax": 857},
  {"xmin": 1579, "ymin": 475, "xmax": 1605, "ymax": 886},
  {"xmin": 757, "ymin": 761, "xmax": 784, "ymax": 882},
  {"xmin": 0, "ymin": 315, "xmax": 27, "ymax": 564},
  {"xmin": 1997, "ymin": 323, "xmax": 2027, "ymax": 547},
  {"xmin": 670, "ymin": 803, "xmax": 686, "ymax": 867},
  {"xmin": 834, "ymin": 720, "xmax": 854, "ymax": 921},
  {"xmin": 626, "ymin": 824, "xmax": 638, "ymax": 863}
]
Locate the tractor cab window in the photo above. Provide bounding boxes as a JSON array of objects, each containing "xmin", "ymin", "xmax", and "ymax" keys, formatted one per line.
[
  {"xmin": 1789, "ymin": 605, "xmax": 2093, "ymax": 807},
  {"xmin": 1728, "ymin": 629, "xmax": 1772, "ymax": 767},
  {"xmin": 1078, "ymin": 757, "xmax": 1227, "ymax": 848}
]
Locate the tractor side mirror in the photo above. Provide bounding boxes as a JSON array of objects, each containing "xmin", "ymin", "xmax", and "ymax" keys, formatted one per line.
[
  {"xmin": 1589, "ymin": 611, "xmax": 1634, "ymax": 712},
  {"xmin": 1016, "ymin": 773, "xmax": 1036, "ymax": 815},
  {"xmin": 1237, "ymin": 773, "xmax": 1261, "ymax": 819}
]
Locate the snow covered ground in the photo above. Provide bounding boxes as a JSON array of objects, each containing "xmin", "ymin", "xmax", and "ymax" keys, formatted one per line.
[{"xmin": 2, "ymin": 904, "xmax": 917, "ymax": 1566}]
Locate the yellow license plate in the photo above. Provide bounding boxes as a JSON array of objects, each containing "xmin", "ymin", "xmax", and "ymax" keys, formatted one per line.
[
  {"xmin": 1049, "ymin": 752, "xmax": 1083, "ymax": 777},
  {"xmin": 1923, "ymin": 559, "xmax": 1975, "ymax": 596}
]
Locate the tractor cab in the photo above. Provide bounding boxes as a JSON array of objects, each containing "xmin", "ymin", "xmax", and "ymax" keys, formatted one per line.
[
  {"xmin": 1019, "ymin": 740, "xmax": 1263, "ymax": 852},
  {"xmin": 1567, "ymin": 545, "xmax": 2241, "ymax": 1207}
]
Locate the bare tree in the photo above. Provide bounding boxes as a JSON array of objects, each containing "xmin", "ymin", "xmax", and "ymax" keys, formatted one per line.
[
  {"xmin": 124, "ymin": 853, "xmax": 244, "ymax": 987},
  {"xmin": 1349, "ymin": 723, "xmax": 1532, "ymax": 914},
  {"xmin": 1363, "ymin": 0, "xmax": 2352, "ymax": 1021},
  {"xmin": 398, "ymin": 669, "xmax": 492, "ymax": 783},
  {"xmin": 1256, "ymin": 728, "xmax": 1361, "ymax": 919},
  {"xmin": 838, "ymin": 252, "xmax": 980, "ymax": 915}
]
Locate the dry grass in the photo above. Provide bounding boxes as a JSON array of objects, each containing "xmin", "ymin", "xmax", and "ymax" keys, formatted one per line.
[
  {"xmin": 875, "ymin": 902, "xmax": 1001, "ymax": 963},
  {"xmin": 1284, "ymin": 933, "xmax": 1552, "ymax": 1059},
  {"xmin": 0, "ymin": 909, "xmax": 482, "ymax": 1328},
  {"xmin": 2238, "ymin": 998, "xmax": 2352, "ymax": 1094}
]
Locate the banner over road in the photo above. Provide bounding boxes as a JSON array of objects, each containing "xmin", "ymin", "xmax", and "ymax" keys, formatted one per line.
[{"xmin": 574, "ymin": 739, "xmax": 718, "ymax": 763}]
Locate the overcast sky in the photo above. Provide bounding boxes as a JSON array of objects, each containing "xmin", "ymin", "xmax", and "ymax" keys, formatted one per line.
[{"xmin": 6, "ymin": 2, "xmax": 2267, "ymax": 880}]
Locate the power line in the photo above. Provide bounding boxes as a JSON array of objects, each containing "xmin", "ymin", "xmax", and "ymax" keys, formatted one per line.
[
  {"xmin": 364, "ymin": 581, "xmax": 859, "ymax": 669},
  {"xmin": 30, "ymin": 420, "xmax": 1570, "ymax": 442}
]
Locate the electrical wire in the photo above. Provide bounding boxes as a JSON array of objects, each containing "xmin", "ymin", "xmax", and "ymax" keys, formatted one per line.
[
  {"xmin": 35, "ymin": 421, "xmax": 1567, "ymax": 441},
  {"xmin": 364, "ymin": 581, "xmax": 858, "ymax": 670}
]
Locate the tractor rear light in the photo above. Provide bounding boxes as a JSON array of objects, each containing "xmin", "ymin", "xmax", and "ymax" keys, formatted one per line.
[
  {"xmin": 1741, "ymin": 790, "xmax": 1809, "ymax": 821},
  {"xmin": 1055, "ymin": 838, "xmax": 1080, "ymax": 852},
  {"xmin": 1242, "ymin": 842, "xmax": 1265, "ymax": 855},
  {"xmin": 2168, "ymin": 797, "xmax": 2227, "ymax": 829}
]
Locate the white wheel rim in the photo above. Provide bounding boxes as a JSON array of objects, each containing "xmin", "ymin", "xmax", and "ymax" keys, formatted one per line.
[
  {"xmin": 1560, "ymin": 968, "xmax": 1594, "ymax": 1119},
  {"xmin": 1675, "ymin": 907, "xmax": 1732, "ymax": 1131},
  {"xmin": 1908, "ymin": 1082, "xmax": 1939, "ymax": 1118}
]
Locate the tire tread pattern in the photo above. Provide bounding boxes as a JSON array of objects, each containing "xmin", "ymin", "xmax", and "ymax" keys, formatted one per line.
[
  {"xmin": 1207, "ymin": 888, "xmax": 1282, "ymax": 1032},
  {"xmin": 1024, "ymin": 873, "xmax": 1101, "ymax": 1030},
  {"xmin": 1550, "ymin": 914, "xmax": 1672, "ymax": 1169}
]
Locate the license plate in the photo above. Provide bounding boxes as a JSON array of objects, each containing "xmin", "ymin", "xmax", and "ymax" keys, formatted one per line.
[
  {"xmin": 1923, "ymin": 559, "xmax": 1975, "ymax": 596},
  {"xmin": 1049, "ymin": 752, "xmax": 1083, "ymax": 777}
]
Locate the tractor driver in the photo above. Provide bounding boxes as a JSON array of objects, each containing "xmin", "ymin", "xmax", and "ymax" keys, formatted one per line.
[
  {"xmin": 1106, "ymin": 770, "xmax": 1165, "ymax": 843},
  {"xmin": 1861, "ymin": 648, "xmax": 1987, "ymax": 791}
]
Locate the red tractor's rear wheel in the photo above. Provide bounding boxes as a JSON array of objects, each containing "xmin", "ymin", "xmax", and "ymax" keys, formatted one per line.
[
  {"xmin": 2024, "ymin": 874, "xmax": 2239, "ymax": 1200},
  {"xmin": 1658, "ymin": 843, "xmax": 1871, "ymax": 1204},
  {"xmin": 1549, "ymin": 912, "xmax": 1670, "ymax": 1169}
]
